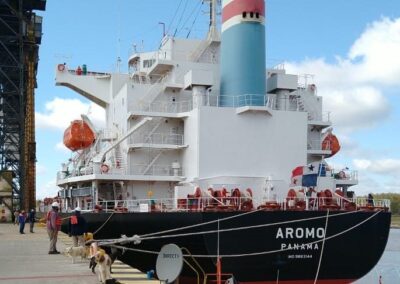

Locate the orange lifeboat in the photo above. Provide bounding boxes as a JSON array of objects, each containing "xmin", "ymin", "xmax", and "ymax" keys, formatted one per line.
[
  {"xmin": 322, "ymin": 132, "xmax": 340, "ymax": 157},
  {"xmin": 63, "ymin": 120, "xmax": 95, "ymax": 151}
]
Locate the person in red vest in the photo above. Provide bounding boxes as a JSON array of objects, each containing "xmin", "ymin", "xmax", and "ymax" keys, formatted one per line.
[
  {"xmin": 46, "ymin": 202, "xmax": 62, "ymax": 254},
  {"xmin": 68, "ymin": 207, "xmax": 87, "ymax": 247}
]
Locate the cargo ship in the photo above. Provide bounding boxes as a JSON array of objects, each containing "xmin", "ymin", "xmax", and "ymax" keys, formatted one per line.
[{"xmin": 55, "ymin": 0, "xmax": 391, "ymax": 283}]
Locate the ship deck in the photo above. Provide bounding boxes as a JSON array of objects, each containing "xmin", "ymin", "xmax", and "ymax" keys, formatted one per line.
[{"xmin": 0, "ymin": 223, "xmax": 158, "ymax": 284}]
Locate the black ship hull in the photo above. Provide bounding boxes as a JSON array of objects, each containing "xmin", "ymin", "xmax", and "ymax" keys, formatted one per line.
[{"xmin": 62, "ymin": 210, "xmax": 390, "ymax": 283}]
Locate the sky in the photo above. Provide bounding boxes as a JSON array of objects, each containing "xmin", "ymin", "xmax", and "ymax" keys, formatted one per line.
[{"xmin": 34, "ymin": 0, "xmax": 400, "ymax": 199}]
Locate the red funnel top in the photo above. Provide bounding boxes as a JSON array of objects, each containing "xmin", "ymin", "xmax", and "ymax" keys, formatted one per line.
[{"xmin": 63, "ymin": 120, "xmax": 95, "ymax": 151}]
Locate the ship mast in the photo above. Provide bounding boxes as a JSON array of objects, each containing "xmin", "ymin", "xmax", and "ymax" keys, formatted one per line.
[{"xmin": 207, "ymin": 0, "xmax": 220, "ymax": 41}]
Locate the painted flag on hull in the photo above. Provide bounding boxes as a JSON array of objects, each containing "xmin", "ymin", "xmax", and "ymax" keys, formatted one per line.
[{"xmin": 291, "ymin": 162, "xmax": 326, "ymax": 187}]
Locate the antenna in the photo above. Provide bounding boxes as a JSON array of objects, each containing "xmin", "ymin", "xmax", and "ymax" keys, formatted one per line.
[
  {"xmin": 116, "ymin": 0, "xmax": 122, "ymax": 73},
  {"xmin": 116, "ymin": 56, "xmax": 122, "ymax": 73},
  {"xmin": 159, "ymin": 22, "xmax": 166, "ymax": 38},
  {"xmin": 205, "ymin": 0, "xmax": 219, "ymax": 41}
]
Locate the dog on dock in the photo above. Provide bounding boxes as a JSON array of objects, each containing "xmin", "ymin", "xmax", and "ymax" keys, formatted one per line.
[
  {"xmin": 94, "ymin": 251, "xmax": 112, "ymax": 283},
  {"xmin": 89, "ymin": 246, "xmax": 122, "ymax": 274},
  {"xmin": 64, "ymin": 246, "xmax": 88, "ymax": 264}
]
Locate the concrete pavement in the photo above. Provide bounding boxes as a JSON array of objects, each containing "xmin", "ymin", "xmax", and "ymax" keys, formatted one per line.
[
  {"xmin": 0, "ymin": 223, "xmax": 97, "ymax": 283},
  {"xmin": 0, "ymin": 223, "xmax": 159, "ymax": 284}
]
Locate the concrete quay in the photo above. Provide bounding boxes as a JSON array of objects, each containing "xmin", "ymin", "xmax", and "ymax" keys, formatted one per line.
[{"xmin": 0, "ymin": 223, "xmax": 158, "ymax": 284}]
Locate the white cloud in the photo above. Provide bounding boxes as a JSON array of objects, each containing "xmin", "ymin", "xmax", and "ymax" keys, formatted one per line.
[
  {"xmin": 322, "ymin": 86, "xmax": 390, "ymax": 132},
  {"xmin": 354, "ymin": 158, "xmax": 400, "ymax": 175},
  {"xmin": 285, "ymin": 17, "xmax": 400, "ymax": 195},
  {"xmin": 36, "ymin": 180, "xmax": 59, "ymax": 200},
  {"xmin": 55, "ymin": 142, "xmax": 70, "ymax": 153},
  {"xmin": 348, "ymin": 17, "xmax": 400, "ymax": 85},
  {"xmin": 285, "ymin": 17, "xmax": 400, "ymax": 133},
  {"xmin": 36, "ymin": 97, "xmax": 105, "ymax": 131}
]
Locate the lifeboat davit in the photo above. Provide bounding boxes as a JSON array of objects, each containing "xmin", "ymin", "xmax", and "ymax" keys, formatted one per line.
[
  {"xmin": 63, "ymin": 120, "xmax": 95, "ymax": 151},
  {"xmin": 322, "ymin": 132, "xmax": 340, "ymax": 157}
]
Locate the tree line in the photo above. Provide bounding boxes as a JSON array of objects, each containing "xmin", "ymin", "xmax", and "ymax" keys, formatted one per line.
[{"xmin": 372, "ymin": 193, "xmax": 400, "ymax": 215}]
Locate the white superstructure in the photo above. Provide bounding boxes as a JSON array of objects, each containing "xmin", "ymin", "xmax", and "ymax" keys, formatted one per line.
[{"xmin": 55, "ymin": 5, "xmax": 357, "ymax": 212}]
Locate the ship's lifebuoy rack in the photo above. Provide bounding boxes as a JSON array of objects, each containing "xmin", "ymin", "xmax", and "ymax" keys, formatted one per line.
[
  {"xmin": 185, "ymin": 187, "xmax": 203, "ymax": 211},
  {"xmin": 258, "ymin": 201, "xmax": 281, "ymax": 211},
  {"xmin": 57, "ymin": 64, "xmax": 65, "ymax": 72},
  {"xmin": 114, "ymin": 206, "xmax": 128, "ymax": 213},
  {"xmin": 100, "ymin": 164, "xmax": 109, "ymax": 174},
  {"xmin": 286, "ymin": 189, "xmax": 306, "ymax": 210}
]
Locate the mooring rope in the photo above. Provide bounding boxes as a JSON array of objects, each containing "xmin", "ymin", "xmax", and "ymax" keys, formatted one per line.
[
  {"xmin": 105, "ymin": 210, "xmax": 381, "ymax": 258},
  {"xmin": 100, "ymin": 210, "xmax": 381, "ymax": 258},
  {"xmin": 95, "ymin": 209, "xmax": 362, "ymax": 246},
  {"xmin": 314, "ymin": 209, "xmax": 330, "ymax": 284},
  {"xmin": 92, "ymin": 212, "xmax": 115, "ymax": 236}
]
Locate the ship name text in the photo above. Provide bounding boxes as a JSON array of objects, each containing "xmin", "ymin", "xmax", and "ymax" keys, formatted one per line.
[{"xmin": 276, "ymin": 227, "xmax": 325, "ymax": 239}]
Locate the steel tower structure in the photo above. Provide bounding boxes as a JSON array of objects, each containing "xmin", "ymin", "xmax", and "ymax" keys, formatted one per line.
[{"xmin": 0, "ymin": 0, "xmax": 45, "ymax": 212}]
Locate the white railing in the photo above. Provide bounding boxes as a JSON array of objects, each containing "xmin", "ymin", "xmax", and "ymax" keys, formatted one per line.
[
  {"xmin": 81, "ymin": 195, "xmax": 390, "ymax": 213},
  {"xmin": 134, "ymin": 94, "xmax": 326, "ymax": 115},
  {"xmin": 136, "ymin": 100, "xmax": 192, "ymax": 113},
  {"xmin": 207, "ymin": 94, "xmax": 299, "ymax": 110},
  {"xmin": 307, "ymin": 111, "xmax": 331, "ymax": 122},
  {"xmin": 130, "ymin": 164, "xmax": 183, "ymax": 176},
  {"xmin": 66, "ymin": 67, "xmax": 110, "ymax": 77},
  {"xmin": 57, "ymin": 162, "xmax": 182, "ymax": 181},
  {"xmin": 308, "ymin": 139, "xmax": 328, "ymax": 151},
  {"xmin": 208, "ymin": 94, "xmax": 269, "ymax": 107},
  {"xmin": 129, "ymin": 133, "xmax": 184, "ymax": 145},
  {"xmin": 332, "ymin": 170, "xmax": 358, "ymax": 181}
]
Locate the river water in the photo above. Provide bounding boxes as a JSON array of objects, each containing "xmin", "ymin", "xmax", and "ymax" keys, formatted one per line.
[{"xmin": 355, "ymin": 229, "xmax": 400, "ymax": 284}]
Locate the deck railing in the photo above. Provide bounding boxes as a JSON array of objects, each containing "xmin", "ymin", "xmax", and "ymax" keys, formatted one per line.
[
  {"xmin": 76, "ymin": 196, "xmax": 390, "ymax": 213},
  {"xmin": 129, "ymin": 133, "xmax": 184, "ymax": 145},
  {"xmin": 136, "ymin": 100, "xmax": 192, "ymax": 113}
]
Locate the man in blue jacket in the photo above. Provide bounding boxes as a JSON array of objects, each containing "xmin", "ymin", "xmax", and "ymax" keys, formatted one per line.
[
  {"xmin": 68, "ymin": 207, "xmax": 87, "ymax": 247},
  {"xmin": 28, "ymin": 209, "xmax": 36, "ymax": 233}
]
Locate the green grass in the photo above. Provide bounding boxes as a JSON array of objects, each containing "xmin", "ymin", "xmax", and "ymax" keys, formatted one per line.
[{"xmin": 391, "ymin": 214, "xmax": 400, "ymax": 228}]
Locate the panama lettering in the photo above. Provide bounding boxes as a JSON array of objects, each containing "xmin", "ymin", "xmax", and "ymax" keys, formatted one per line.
[{"xmin": 276, "ymin": 227, "xmax": 325, "ymax": 252}]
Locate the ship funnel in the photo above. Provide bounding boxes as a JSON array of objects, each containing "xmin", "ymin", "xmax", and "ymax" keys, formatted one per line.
[{"xmin": 220, "ymin": 0, "xmax": 266, "ymax": 107}]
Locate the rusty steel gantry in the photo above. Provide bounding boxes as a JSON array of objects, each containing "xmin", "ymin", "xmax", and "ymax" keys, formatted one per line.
[{"xmin": 0, "ymin": 0, "xmax": 46, "ymax": 212}]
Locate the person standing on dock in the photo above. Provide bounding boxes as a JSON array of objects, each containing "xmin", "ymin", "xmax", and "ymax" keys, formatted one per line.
[
  {"xmin": 28, "ymin": 208, "xmax": 36, "ymax": 233},
  {"xmin": 68, "ymin": 207, "xmax": 87, "ymax": 247},
  {"xmin": 46, "ymin": 202, "xmax": 62, "ymax": 254},
  {"xmin": 13, "ymin": 209, "xmax": 19, "ymax": 225},
  {"xmin": 18, "ymin": 210, "xmax": 27, "ymax": 234}
]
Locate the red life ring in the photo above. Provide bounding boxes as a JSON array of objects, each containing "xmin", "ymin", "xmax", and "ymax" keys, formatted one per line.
[
  {"xmin": 100, "ymin": 164, "xmax": 109, "ymax": 173},
  {"xmin": 57, "ymin": 64, "xmax": 65, "ymax": 72}
]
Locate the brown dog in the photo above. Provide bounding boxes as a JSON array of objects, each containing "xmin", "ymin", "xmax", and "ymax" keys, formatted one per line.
[{"xmin": 94, "ymin": 251, "xmax": 112, "ymax": 283}]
